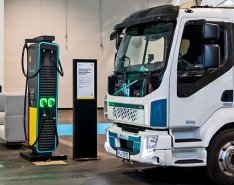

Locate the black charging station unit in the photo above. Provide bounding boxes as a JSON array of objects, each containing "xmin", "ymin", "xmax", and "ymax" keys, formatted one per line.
[
  {"xmin": 73, "ymin": 59, "xmax": 98, "ymax": 161},
  {"xmin": 20, "ymin": 36, "xmax": 67, "ymax": 162}
]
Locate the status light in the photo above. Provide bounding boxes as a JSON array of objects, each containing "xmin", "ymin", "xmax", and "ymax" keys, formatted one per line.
[
  {"xmin": 48, "ymin": 98, "xmax": 56, "ymax": 108},
  {"xmin": 40, "ymin": 98, "xmax": 47, "ymax": 108}
]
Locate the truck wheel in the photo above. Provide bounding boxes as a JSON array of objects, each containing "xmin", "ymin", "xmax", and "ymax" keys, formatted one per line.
[{"xmin": 206, "ymin": 129, "xmax": 234, "ymax": 185}]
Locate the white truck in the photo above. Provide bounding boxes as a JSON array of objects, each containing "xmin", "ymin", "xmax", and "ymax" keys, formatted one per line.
[{"xmin": 104, "ymin": 0, "xmax": 234, "ymax": 184}]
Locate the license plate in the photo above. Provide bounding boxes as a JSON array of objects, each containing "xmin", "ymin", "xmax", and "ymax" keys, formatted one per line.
[{"xmin": 116, "ymin": 150, "xmax": 130, "ymax": 160}]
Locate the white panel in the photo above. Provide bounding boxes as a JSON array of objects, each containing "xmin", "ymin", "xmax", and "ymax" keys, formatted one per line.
[
  {"xmin": 4, "ymin": 51, "xmax": 21, "ymax": 64},
  {"xmin": 5, "ymin": 75, "xmax": 25, "ymax": 88},
  {"xmin": 4, "ymin": 63, "xmax": 22, "ymax": 75},
  {"xmin": 58, "ymin": 64, "xmax": 72, "ymax": 88},
  {"xmin": 67, "ymin": 0, "xmax": 99, "ymax": 20},
  {"xmin": 149, "ymin": 0, "xmax": 169, "ymax": 7},
  {"xmin": 5, "ymin": 1, "xmax": 40, "ymax": 17},
  {"xmin": 68, "ymin": 19, "xmax": 99, "ymax": 33},
  {"xmin": 67, "ymin": 42, "xmax": 101, "ymax": 59},
  {"xmin": 5, "ymin": 25, "xmax": 41, "ymax": 41},
  {"xmin": 68, "ymin": 0, "xmax": 99, "ymax": 9},
  {"xmin": 5, "ymin": 16, "xmax": 40, "ymax": 30},
  {"xmin": 4, "ymin": 87, "xmax": 25, "ymax": 93},
  {"xmin": 58, "ymin": 85, "xmax": 72, "ymax": 108},
  {"xmin": 101, "ymin": 42, "xmax": 115, "ymax": 78},
  {"xmin": 5, "ymin": 0, "xmax": 40, "ymax": 6},
  {"xmin": 97, "ymin": 76, "xmax": 108, "ymax": 107},
  {"xmin": 40, "ymin": 18, "xmax": 66, "ymax": 38},
  {"xmin": 0, "ymin": 0, "xmax": 3, "ymax": 90},
  {"xmin": 102, "ymin": 0, "xmax": 147, "ymax": 10},
  {"xmin": 40, "ymin": 5, "xmax": 66, "ymax": 19},
  {"xmin": 40, "ymin": 0, "xmax": 66, "ymax": 7}
]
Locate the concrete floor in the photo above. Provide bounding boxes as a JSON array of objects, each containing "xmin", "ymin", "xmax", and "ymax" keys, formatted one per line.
[{"xmin": 0, "ymin": 110, "xmax": 213, "ymax": 185}]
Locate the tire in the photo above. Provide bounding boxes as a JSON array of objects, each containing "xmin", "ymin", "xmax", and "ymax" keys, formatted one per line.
[{"xmin": 206, "ymin": 129, "xmax": 234, "ymax": 185}]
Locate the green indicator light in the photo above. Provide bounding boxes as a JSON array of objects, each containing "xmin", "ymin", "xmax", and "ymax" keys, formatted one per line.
[
  {"xmin": 48, "ymin": 98, "xmax": 56, "ymax": 108},
  {"xmin": 40, "ymin": 98, "xmax": 47, "ymax": 108}
]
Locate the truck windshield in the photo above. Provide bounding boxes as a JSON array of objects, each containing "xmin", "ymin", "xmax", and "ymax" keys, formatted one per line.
[{"xmin": 115, "ymin": 22, "xmax": 175, "ymax": 73}]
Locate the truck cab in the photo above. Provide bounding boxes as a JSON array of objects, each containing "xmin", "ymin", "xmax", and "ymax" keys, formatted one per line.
[{"xmin": 104, "ymin": 1, "xmax": 234, "ymax": 184}]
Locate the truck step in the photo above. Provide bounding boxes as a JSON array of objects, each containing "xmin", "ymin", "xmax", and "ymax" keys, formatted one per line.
[
  {"xmin": 175, "ymin": 159, "xmax": 204, "ymax": 164},
  {"xmin": 175, "ymin": 138, "xmax": 202, "ymax": 143}
]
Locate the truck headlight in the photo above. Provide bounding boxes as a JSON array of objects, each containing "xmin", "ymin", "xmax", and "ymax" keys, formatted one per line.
[
  {"xmin": 146, "ymin": 136, "xmax": 158, "ymax": 150},
  {"xmin": 104, "ymin": 95, "xmax": 108, "ymax": 120},
  {"xmin": 142, "ymin": 136, "xmax": 158, "ymax": 159}
]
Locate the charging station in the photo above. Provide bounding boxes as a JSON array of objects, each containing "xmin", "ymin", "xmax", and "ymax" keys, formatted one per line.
[{"xmin": 20, "ymin": 36, "xmax": 67, "ymax": 161}]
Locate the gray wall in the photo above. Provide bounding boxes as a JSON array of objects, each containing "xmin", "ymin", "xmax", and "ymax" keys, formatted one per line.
[{"xmin": 0, "ymin": 0, "xmax": 3, "ymax": 90}]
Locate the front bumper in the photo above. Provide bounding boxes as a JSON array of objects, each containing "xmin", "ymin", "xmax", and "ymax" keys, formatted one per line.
[{"xmin": 104, "ymin": 124, "xmax": 172, "ymax": 166}]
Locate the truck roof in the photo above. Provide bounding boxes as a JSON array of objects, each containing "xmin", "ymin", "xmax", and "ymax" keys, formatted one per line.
[
  {"xmin": 113, "ymin": 5, "xmax": 179, "ymax": 33},
  {"xmin": 111, "ymin": 3, "xmax": 234, "ymax": 39}
]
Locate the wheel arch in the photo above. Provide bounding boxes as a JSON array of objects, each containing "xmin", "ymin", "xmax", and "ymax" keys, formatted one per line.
[
  {"xmin": 207, "ymin": 122, "xmax": 234, "ymax": 147},
  {"xmin": 200, "ymin": 108, "xmax": 234, "ymax": 148}
]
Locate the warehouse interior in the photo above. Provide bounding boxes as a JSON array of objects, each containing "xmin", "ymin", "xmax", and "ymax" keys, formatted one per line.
[{"xmin": 0, "ymin": 0, "xmax": 233, "ymax": 185}]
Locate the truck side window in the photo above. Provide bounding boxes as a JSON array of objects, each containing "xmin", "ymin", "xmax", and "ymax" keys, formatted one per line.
[
  {"xmin": 177, "ymin": 21, "xmax": 231, "ymax": 98},
  {"xmin": 178, "ymin": 25, "xmax": 203, "ymax": 73}
]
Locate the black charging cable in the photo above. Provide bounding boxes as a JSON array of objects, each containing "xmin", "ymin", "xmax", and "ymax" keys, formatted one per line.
[
  {"xmin": 21, "ymin": 43, "xmax": 45, "ymax": 79},
  {"xmin": 50, "ymin": 51, "xmax": 64, "ymax": 77},
  {"xmin": 22, "ymin": 43, "xmax": 47, "ymax": 147}
]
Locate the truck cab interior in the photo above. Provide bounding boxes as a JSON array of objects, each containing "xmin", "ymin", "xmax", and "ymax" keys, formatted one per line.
[
  {"xmin": 177, "ymin": 21, "xmax": 222, "ymax": 83},
  {"xmin": 176, "ymin": 20, "xmax": 234, "ymax": 98}
]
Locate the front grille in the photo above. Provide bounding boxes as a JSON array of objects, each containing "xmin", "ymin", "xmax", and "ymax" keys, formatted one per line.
[
  {"xmin": 113, "ymin": 107, "xmax": 137, "ymax": 122},
  {"xmin": 38, "ymin": 119, "xmax": 56, "ymax": 152},
  {"xmin": 38, "ymin": 65, "xmax": 57, "ymax": 152},
  {"xmin": 39, "ymin": 66, "xmax": 56, "ymax": 97},
  {"xmin": 120, "ymin": 124, "xmax": 145, "ymax": 133}
]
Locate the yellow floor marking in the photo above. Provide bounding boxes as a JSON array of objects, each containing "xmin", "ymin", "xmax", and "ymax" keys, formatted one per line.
[{"xmin": 33, "ymin": 161, "xmax": 67, "ymax": 166}]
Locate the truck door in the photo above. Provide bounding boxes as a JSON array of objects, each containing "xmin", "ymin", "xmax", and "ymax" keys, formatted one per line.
[{"xmin": 169, "ymin": 18, "xmax": 233, "ymax": 129}]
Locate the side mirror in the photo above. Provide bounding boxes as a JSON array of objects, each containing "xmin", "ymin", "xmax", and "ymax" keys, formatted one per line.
[
  {"xmin": 110, "ymin": 30, "xmax": 117, "ymax": 40},
  {"xmin": 203, "ymin": 23, "xmax": 219, "ymax": 40},
  {"xmin": 204, "ymin": 44, "xmax": 220, "ymax": 69},
  {"xmin": 110, "ymin": 30, "xmax": 122, "ymax": 50},
  {"xmin": 202, "ymin": 23, "xmax": 220, "ymax": 69},
  {"xmin": 116, "ymin": 35, "xmax": 122, "ymax": 50}
]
